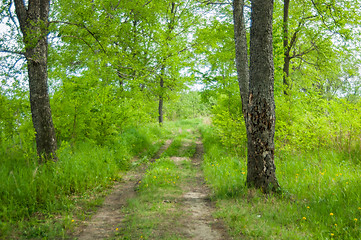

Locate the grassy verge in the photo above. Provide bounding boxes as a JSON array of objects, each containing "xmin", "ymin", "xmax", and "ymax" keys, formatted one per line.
[
  {"xmin": 0, "ymin": 123, "xmax": 168, "ymax": 239},
  {"xmin": 200, "ymin": 123, "xmax": 361, "ymax": 239}
]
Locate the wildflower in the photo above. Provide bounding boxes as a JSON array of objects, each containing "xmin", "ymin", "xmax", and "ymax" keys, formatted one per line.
[
  {"xmin": 336, "ymin": 174, "xmax": 338, "ymax": 177},
  {"xmin": 71, "ymin": 219, "xmax": 75, "ymax": 223},
  {"xmin": 242, "ymin": 172, "xmax": 246, "ymax": 175},
  {"xmin": 212, "ymin": 164, "xmax": 214, "ymax": 166},
  {"xmin": 116, "ymin": 228, "xmax": 119, "ymax": 231},
  {"xmin": 154, "ymin": 176, "xmax": 156, "ymax": 179},
  {"xmin": 346, "ymin": 182, "xmax": 349, "ymax": 184},
  {"xmin": 331, "ymin": 233, "xmax": 334, "ymax": 237},
  {"xmin": 302, "ymin": 217, "xmax": 306, "ymax": 220},
  {"xmin": 334, "ymin": 224, "xmax": 337, "ymax": 227},
  {"xmin": 330, "ymin": 213, "xmax": 334, "ymax": 216},
  {"xmin": 307, "ymin": 206, "xmax": 310, "ymax": 209},
  {"xmin": 304, "ymin": 169, "xmax": 306, "ymax": 171},
  {"xmin": 358, "ymin": 207, "xmax": 361, "ymax": 210},
  {"xmin": 354, "ymin": 218, "xmax": 358, "ymax": 222}
]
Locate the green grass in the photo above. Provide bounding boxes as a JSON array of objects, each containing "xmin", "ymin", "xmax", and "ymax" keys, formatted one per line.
[
  {"xmin": 200, "ymin": 123, "xmax": 361, "ymax": 240},
  {"xmin": 0, "ymin": 123, "xmax": 167, "ymax": 239},
  {"xmin": 116, "ymin": 126, "xmax": 197, "ymax": 239},
  {"xmin": 117, "ymin": 158, "xmax": 193, "ymax": 239}
]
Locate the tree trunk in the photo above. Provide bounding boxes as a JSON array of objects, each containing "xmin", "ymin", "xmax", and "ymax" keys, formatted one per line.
[
  {"xmin": 233, "ymin": 0, "xmax": 249, "ymax": 122},
  {"xmin": 158, "ymin": 75, "xmax": 164, "ymax": 125},
  {"xmin": 283, "ymin": 0, "xmax": 290, "ymax": 95},
  {"xmin": 14, "ymin": 0, "xmax": 57, "ymax": 162},
  {"xmin": 247, "ymin": 0, "xmax": 279, "ymax": 192}
]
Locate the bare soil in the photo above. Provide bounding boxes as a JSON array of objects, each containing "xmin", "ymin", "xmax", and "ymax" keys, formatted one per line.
[
  {"xmin": 71, "ymin": 140, "xmax": 172, "ymax": 240},
  {"xmin": 178, "ymin": 139, "xmax": 231, "ymax": 240},
  {"xmin": 71, "ymin": 136, "xmax": 230, "ymax": 240}
]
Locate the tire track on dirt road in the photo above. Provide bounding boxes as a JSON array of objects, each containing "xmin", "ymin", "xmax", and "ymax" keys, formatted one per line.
[
  {"xmin": 71, "ymin": 140, "xmax": 173, "ymax": 240},
  {"xmin": 175, "ymin": 137, "xmax": 231, "ymax": 240}
]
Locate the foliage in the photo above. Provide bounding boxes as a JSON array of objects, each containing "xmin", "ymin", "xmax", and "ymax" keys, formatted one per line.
[
  {"xmin": 165, "ymin": 91, "xmax": 210, "ymax": 121},
  {"xmin": 0, "ymin": 123, "xmax": 165, "ymax": 238},
  {"xmin": 1, "ymin": 0, "xmax": 361, "ymax": 238},
  {"xmin": 201, "ymin": 123, "xmax": 361, "ymax": 239}
]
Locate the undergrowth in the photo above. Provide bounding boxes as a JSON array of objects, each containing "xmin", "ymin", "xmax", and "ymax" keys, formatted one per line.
[
  {"xmin": 0, "ymin": 123, "xmax": 167, "ymax": 239},
  {"xmin": 200, "ymin": 123, "xmax": 361, "ymax": 240}
]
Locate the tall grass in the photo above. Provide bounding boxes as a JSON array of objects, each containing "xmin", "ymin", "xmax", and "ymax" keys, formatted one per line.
[
  {"xmin": 200, "ymin": 123, "xmax": 361, "ymax": 239},
  {"xmin": 0, "ymin": 123, "xmax": 165, "ymax": 238}
]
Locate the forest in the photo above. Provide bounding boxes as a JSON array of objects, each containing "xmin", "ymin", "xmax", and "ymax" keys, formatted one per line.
[{"xmin": 1, "ymin": 0, "xmax": 361, "ymax": 239}]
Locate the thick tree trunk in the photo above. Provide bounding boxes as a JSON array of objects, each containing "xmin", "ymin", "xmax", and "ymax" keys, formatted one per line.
[
  {"xmin": 233, "ymin": 0, "xmax": 249, "ymax": 122},
  {"xmin": 247, "ymin": 0, "xmax": 279, "ymax": 192},
  {"xmin": 283, "ymin": 0, "xmax": 290, "ymax": 95},
  {"xmin": 14, "ymin": 0, "xmax": 57, "ymax": 162}
]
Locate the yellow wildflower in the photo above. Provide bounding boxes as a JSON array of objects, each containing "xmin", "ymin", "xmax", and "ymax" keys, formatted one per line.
[
  {"xmin": 354, "ymin": 218, "xmax": 358, "ymax": 222},
  {"xmin": 302, "ymin": 217, "xmax": 306, "ymax": 220},
  {"xmin": 330, "ymin": 213, "xmax": 334, "ymax": 216}
]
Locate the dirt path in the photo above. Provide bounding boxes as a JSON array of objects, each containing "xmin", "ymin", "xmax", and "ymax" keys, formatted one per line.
[
  {"xmin": 176, "ymin": 138, "xmax": 230, "ymax": 240},
  {"xmin": 70, "ymin": 133, "xmax": 230, "ymax": 240},
  {"xmin": 71, "ymin": 140, "xmax": 172, "ymax": 240}
]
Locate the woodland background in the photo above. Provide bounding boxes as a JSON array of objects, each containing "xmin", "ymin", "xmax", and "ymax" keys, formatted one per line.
[{"xmin": 1, "ymin": 0, "xmax": 361, "ymax": 239}]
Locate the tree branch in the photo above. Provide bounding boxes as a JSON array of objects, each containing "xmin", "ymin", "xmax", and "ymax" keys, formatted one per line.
[
  {"xmin": 50, "ymin": 21, "xmax": 107, "ymax": 54},
  {"xmin": 61, "ymin": 35, "xmax": 96, "ymax": 54},
  {"xmin": 0, "ymin": 49, "xmax": 25, "ymax": 55},
  {"xmin": 13, "ymin": 0, "xmax": 27, "ymax": 27}
]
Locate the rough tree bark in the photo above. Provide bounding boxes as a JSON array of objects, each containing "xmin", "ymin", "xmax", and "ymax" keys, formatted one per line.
[
  {"xmin": 233, "ymin": 0, "xmax": 280, "ymax": 192},
  {"xmin": 247, "ymin": 0, "xmax": 279, "ymax": 192},
  {"xmin": 14, "ymin": 0, "xmax": 57, "ymax": 162}
]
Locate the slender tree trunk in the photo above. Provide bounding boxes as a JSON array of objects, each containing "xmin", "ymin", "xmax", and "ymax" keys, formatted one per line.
[
  {"xmin": 233, "ymin": 0, "xmax": 249, "ymax": 122},
  {"xmin": 283, "ymin": 0, "xmax": 290, "ymax": 95},
  {"xmin": 247, "ymin": 0, "xmax": 279, "ymax": 192},
  {"xmin": 14, "ymin": 0, "xmax": 57, "ymax": 162},
  {"xmin": 158, "ymin": 74, "xmax": 164, "ymax": 125}
]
